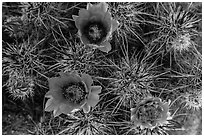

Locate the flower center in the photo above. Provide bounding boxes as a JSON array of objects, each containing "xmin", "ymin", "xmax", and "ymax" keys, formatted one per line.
[
  {"xmin": 89, "ymin": 25, "xmax": 102, "ymax": 40},
  {"xmin": 187, "ymin": 94, "xmax": 201, "ymax": 106},
  {"xmin": 62, "ymin": 82, "xmax": 87, "ymax": 104},
  {"xmin": 136, "ymin": 102, "xmax": 163, "ymax": 125},
  {"xmin": 83, "ymin": 21, "xmax": 108, "ymax": 44}
]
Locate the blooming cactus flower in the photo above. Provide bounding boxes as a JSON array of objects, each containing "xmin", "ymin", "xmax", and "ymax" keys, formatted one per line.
[
  {"xmin": 45, "ymin": 72, "xmax": 102, "ymax": 117},
  {"xmin": 131, "ymin": 97, "xmax": 171, "ymax": 129},
  {"xmin": 72, "ymin": 2, "xmax": 119, "ymax": 53}
]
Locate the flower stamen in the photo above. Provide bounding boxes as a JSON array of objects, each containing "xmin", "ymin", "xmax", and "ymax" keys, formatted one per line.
[
  {"xmin": 83, "ymin": 22, "xmax": 107, "ymax": 44},
  {"xmin": 89, "ymin": 25, "xmax": 102, "ymax": 40},
  {"xmin": 62, "ymin": 82, "xmax": 87, "ymax": 104},
  {"xmin": 137, "ymin": 103, "xmax": 163, "ymax": 126},
  {"xmin": 131, "ymin": 98, "xmax": 171, "ymax": 129}
]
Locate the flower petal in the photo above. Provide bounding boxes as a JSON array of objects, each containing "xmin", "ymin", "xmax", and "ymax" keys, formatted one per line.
[
  {"xmin": 98, "ymin": 41, "xmax": 112, "ymax": 53},
  {"xmin": 45, "ymin": 89, "xmax": 64, "ymax": 102},
  {"xmin": 71, "ymin": 108, "xmax": 80, "ymax": 113},
  {"xmin": 60, "ymin": 103, "xmax": 76, "ymax": 114},
  {"xmin": 79, "ymin": 9, "xmax": 90, "ymax": 19},
  {"xmin": 89, "ymin": 14, "xmax": 104, "ymax": 22},
  {"xmin": 45, "ymin": 97, "xmax": 60, "ymax": 112},
  {"xmin": 161, "ymin": 102, "xmax": 169, "ymax": 115},
  {"xmin": 53, "ymin": 107, "xmax": 62, "ymax": 117},
  {"xmin": 78, "ymin": 9, "xmax": 90, "ymax": 29},
  {"xmin": 91, "ymin": 86, "xmax": 102, "ymax": 94},
  {"xmin": 133, "ymin": 119, "xmax": 142, "ymax": 128},
  {"xmin": 80, "ymin": 34, "xmax": 90, "ymax": 45},
  {"xmin": 111, "ymin": 19, "xmax": 119, "ymax": 33},
  {"xmin": 89, "ymin": 2, "xmax": 108, "ymax": 13},
  {"xmin": 158, "ymin": 102, "xmax": 170, "ymax": 124},
  {"xmin": 130, "ymin": 108, "xmax": 137, "ymax": 116},
  {"xmin": 102, "ymin": 11, "xmax": 112, "ymax": 31},
  {"xmin": 87, "ymin": 3, "xmax": 93, "ymax": 10},
  {"xmin": 72, "ymin": 15, "xmax": 79, "ymax": 29},
  {"xmin": 48, "ymin": 77, "xmax": 64, "ymax": 91},
  {"xmin": 131, "ymin": 114, "xmax": 137, "ymax": 122},
  {"xmin": 87, "ymin": 3, "xmax": 108, "ymax": 22},
  {"xmin": 82, "ymin": 103, "xmax": 90, "ymax": 113},
  {"xmin": 87, "ymin": 92, "xmax": 99, "ymax": 107},
  {"xmin": 45, "ymin": 98, "xmax": 54, "ymax": 111},
  {"xmin": 59, "ymin": 72, "xmax": 82, "ymax": 83},
  {"xmin": 48, "ymin": 73, "xmax": 81, "ymax": 92},
  {"xmin": 100, "ymin": 2, "xmax": 108, "ymax": 13},
  {"xmin": 81, "ymin": 74, "xmax": 93, "ymax": 92}
]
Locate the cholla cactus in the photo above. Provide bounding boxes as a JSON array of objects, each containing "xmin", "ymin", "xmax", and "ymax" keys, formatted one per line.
[
  {"xmin": 108, "ymin": 2, "xmax": 146, "ymax": 47},
  {"xmin": 109, "ymin": 50, "xmax": 161, "ymax": 108},
  {"xmin": 7, "ymin": 70, "xmax": 35, "ymax": 100},
  {"xmin": 146, "ymin": 2, "xmax": 201, "ymax": 67},
  {"xmin": 2, "ymin": 38, "xmax": 45, "ymax": 100},
  {"xmin": 58, "ymin": 43, "xmax": 96, "ymax": 75},
  {"xmin": 153, "ymin": 3, "xmax": 200, "ymax": 48},
  {"xmin": 112, "ymin": 58, "xmax": 152, "ymax": 107},
  {"xmin": 56, "ymin": 111, "xmax": 112, "ymax": 135}
]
